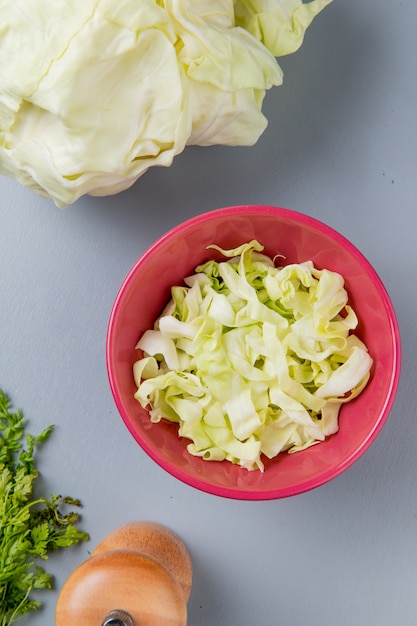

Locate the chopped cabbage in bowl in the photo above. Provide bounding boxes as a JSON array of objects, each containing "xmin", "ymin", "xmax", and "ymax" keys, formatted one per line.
[{"xmin": 133, "ymin": 241, "xmax": 373, "ymax": 472}]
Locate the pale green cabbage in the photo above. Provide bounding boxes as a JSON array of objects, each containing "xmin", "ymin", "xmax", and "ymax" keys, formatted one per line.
[
  {"xmin": 0, "ymin": 0, "xmax": 332, "ymax": 207},
  {"xmin": 133, "ymin": 242, "xmax": 373, "ymax": 472}
]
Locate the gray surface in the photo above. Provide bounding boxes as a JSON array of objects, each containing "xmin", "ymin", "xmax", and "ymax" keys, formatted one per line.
[{"xmin": 1, "ymin": 1, "xmax": 416, "ymax": 625}]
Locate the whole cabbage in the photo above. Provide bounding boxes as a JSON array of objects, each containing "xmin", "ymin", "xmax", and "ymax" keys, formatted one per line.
[{"xmin": 0, "ymin": 0, "xmax": 332, "ymax": 207}]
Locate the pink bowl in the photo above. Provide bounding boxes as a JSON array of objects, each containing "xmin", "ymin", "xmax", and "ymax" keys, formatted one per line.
[{"xmin": 106, "ymin": 206, "xmax": 401, "ymax": 500}]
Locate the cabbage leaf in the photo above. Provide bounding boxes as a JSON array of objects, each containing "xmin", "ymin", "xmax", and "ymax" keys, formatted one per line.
[{"xmin": 0, "ymin": 0, "xmax": 332, "ymax": 207}]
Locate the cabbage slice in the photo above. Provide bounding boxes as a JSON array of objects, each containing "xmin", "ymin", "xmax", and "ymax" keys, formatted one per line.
[{"xmin": 133, "ymin": 241, "xmax": 373, "ymax": 471}]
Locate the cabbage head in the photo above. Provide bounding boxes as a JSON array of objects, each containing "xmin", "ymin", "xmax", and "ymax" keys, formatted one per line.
[{"xmin": 0, "ymin": 0, "xmax": 332, "ymax": 207}]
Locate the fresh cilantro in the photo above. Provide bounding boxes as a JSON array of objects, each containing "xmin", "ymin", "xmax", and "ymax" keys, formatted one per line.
[{"xmin": 0, "ymin": 389, "xmax": 89, "ymax": 625}]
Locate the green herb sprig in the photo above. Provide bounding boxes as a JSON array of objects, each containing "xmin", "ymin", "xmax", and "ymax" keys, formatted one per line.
[{"xmin": 0, "ymin": 389, "xmax": 89, "ymax": 625}]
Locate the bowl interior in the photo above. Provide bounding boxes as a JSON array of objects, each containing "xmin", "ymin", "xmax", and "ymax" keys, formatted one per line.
[{"xmin": 107, "ymin": 206, "xmax": 401, "ymax": 499}]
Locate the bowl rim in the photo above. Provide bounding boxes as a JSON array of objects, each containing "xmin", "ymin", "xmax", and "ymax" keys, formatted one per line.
[{"xmin": 106, "ymin": 205, "xmax": 402, "ymax": 500}]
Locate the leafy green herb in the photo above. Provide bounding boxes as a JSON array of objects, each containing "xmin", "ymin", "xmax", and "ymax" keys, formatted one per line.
[{"xmin": 0, "ymin": 389, "xmax": 89, "ymax": 625}]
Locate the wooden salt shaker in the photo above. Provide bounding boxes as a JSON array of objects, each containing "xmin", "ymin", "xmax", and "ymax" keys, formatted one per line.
[{"xmin": 55, "ymin": 521, "xmax": 192, "ymax": 626}]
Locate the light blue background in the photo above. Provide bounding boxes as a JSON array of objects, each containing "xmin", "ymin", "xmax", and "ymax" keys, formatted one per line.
[{"xmin": 1, "ymin": 1, "xmax": 416, "ymax": 624}]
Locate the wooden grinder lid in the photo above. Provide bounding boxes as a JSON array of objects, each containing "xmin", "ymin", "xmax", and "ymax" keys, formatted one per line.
[{"xmin": 55, "ymin": 522, "xmax": 192, "ymax": 626}]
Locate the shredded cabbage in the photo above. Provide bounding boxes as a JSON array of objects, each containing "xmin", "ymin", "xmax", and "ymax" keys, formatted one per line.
[
  {"xmin": 0, "ymin": 0, "xmax": 332, "ymax": 207},
  {"xmin": 133, "ymin": 241, "xmax": 373, "ymax": 472}
]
